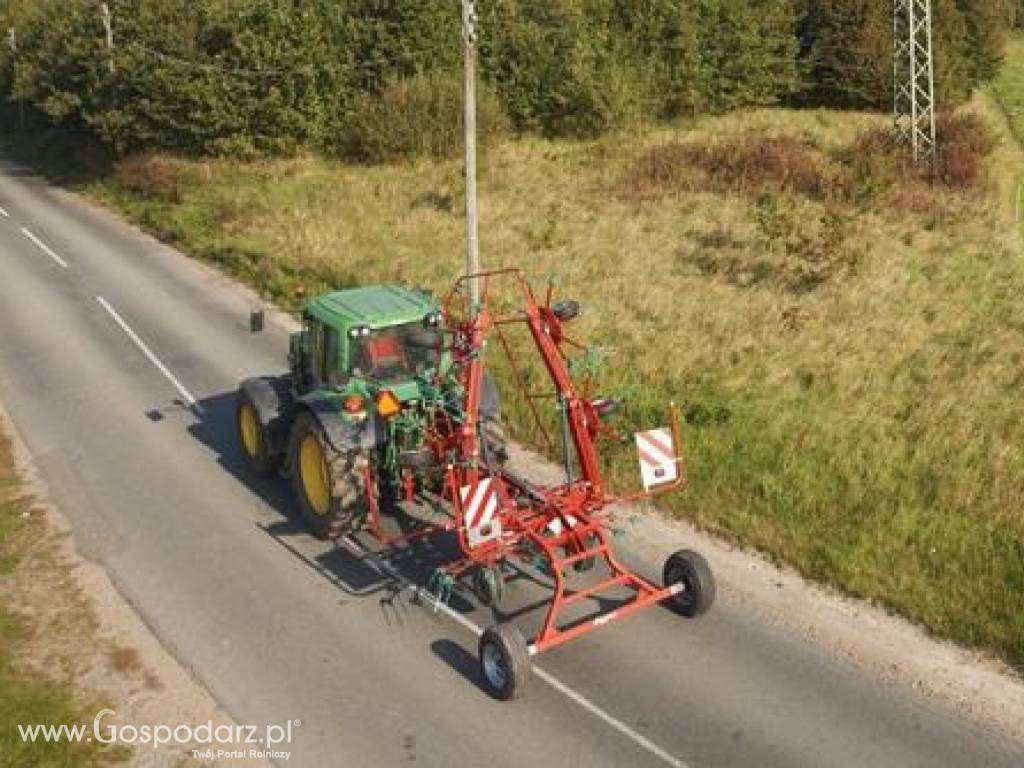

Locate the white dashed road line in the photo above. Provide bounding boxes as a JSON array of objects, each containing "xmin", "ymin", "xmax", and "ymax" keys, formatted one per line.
[
  {"xmin": 340, "ymin": 535, "xmax": 688, "ymax": 768},
  {"xmin": 0, "ymin": 205, "xmax": 9, "ymax": 217},
  {"xmin": 20, "ymin": 226, "xmax": 69, "ymax": 268},
  {"xmin": 96, "ymin": 296, "xmax": 204, "ymax": 416}
]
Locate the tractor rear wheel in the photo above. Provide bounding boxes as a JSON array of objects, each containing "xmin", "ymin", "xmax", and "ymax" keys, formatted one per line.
[
  {"xmin": 479, "ymin": 623, "xmax": 530, "ymax": 700},
  {"xmin": 663, "ymin": 549, "xmax": 716, "ymax": 617},
  {"xmin": 290, "ymin": 410, "xmax": 367, "ymax": 540},
  {"xmin": 236, "ymin": 390, "xmax": 282, "ymax": 478}
]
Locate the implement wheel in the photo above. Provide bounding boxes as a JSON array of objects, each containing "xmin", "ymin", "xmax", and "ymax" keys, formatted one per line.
[
  {"xmin": 290, "ymin": 410, "xmax": 367, "ymax": 540},
  {"xmin": 663, "ymin": 549, "xmax": 716, "ymax": 617},
  {"xmin": 236, "ymin": 390, "xmax": 282, "ymax": 478},
  {"xmin": 479, "ymin": 623, "xmax": 530, "ymax": 700}
]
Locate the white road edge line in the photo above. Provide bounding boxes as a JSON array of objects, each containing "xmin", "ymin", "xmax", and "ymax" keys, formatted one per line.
[
  {"xmin": 20, "ymin": 227, "xmax": 69, "ymax": 268},
  {"xmin": 341, "ymin": 535, "xmax": 688, "ymax": 768},
  {"xmin": 95, "ymin": 296, "xmax": 204, "ymax": 416}
]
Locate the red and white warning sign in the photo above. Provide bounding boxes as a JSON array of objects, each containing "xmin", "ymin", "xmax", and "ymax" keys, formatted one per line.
[
  {"xmin": 460, "ymin": 477, "xmax": 502, "ymax": 548},
  {"xmin": 635, "ymin": 428, "xmax": 678, "ymax": 490}
]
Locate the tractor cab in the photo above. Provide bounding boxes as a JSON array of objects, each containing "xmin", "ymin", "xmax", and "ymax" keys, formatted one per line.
[{"xmin": 290, "ymin": 286, "xmax": 445, "ymax": 397}]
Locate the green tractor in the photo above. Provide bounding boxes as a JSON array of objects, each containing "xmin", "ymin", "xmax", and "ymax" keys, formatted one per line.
[{"xmin": 235, "ymin": 285, "xmax": 504, "ymax": 539}]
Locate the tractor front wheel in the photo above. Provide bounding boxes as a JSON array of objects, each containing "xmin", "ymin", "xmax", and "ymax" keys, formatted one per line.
[
  {"xmin": 290, "ymin": 411, "xmax": 367, "ymax": 540},
  {"xmin": 662, "ymin": 549, "xmax": 716, "ymax": 617},
  {"xmin": 479, "ymin": 623, "xmax": 530, "ymax": 700},
  {"xmin": 236, "ymin": 391, "xmax": 282, "ymax": 478}
]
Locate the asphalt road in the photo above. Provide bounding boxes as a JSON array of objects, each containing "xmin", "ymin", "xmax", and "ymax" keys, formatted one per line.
[{"xmin": 0, "ymin": 156, "xmax": 1021, "ymax": 768}]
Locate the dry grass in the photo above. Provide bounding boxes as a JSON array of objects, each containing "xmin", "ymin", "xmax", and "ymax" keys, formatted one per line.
[{"xmin": 91, "ymin": 93, "xmax": 1024, "ymax": 670}]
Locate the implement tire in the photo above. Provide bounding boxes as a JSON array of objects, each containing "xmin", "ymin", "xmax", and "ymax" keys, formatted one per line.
[
  {"xmin": 290, "ymin": 410, "xmax": 367, "ymax": 540},
  {"xmin": 663, "ymin": 549, "xmax": 716, "ymax": 617},
  {"xmin": 479, "ymin": 623, "xmax": 530, "ymax": 700}
]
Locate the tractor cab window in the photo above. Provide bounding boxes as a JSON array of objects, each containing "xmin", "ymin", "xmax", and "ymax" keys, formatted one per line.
[
  {"xmin": 300, "ymin": 319, "xmax": 346, "ymax": 389},
  {"xmin": 300, "ymin": 316, "xmax": 324, "ymax": 388},
  {"xmin": 323, "ymin": 328, "xmax": 346, "ymax": 387},
  {"xmin": 350, "ymin": 322, "xmax": 440, "ymax": 381}
]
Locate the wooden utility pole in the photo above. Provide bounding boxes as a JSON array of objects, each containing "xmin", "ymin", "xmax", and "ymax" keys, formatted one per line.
[
  {"xmin": 462, "ymin": 0, "xmax": 480, "ymax": 309},
  {"xmin": 100, "ymin": 3, "xmax": 115, "ymax": 74},
  {"xmin": 7, "ymin": 27, "xmax": 23, "ymax": 129}
]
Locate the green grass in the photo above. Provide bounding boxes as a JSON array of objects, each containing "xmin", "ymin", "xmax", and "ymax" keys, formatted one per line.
[
  {"xmin": 0, "ymin": 433, "xmax": 127, "ymax": 767},
  {"xmin": 79, "ymin": 94, "xmax": 1024, "ymax": 672},
  {"xmin": 994, "ymin": 32, "xmax": 1024, "ymax": 241}
]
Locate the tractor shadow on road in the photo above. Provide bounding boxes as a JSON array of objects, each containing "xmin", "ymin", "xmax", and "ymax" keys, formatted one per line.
[{"xmin": 184, "ymin": 390, "xmax": 490, "ymax": 614}]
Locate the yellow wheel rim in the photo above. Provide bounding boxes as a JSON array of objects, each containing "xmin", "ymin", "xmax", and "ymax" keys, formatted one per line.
[
  {"xmin": 239, "ymin": 403, "xmax": 260, "ymax": 458},
  {"xmin": 299, "ymin": 435, "xmax": 331, "ymax": 516}
]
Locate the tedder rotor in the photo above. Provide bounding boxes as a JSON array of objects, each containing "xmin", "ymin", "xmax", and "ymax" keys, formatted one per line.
[{"xmin": 236, "ymin": 269, "xmax": 715, "ymax": 700}]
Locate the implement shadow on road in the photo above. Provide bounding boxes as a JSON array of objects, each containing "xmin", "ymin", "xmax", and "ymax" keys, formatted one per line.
[{"xmin": 184, "ymin": 389, "xmax": 677, "ymax": 691}]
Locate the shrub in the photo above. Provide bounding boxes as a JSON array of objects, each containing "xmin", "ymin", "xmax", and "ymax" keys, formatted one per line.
[
  {"xmin": 334, "ymin": 70, "xmax": 507, "ymax": 164},
  {"xmin": 846, "ymin": 111, "xmax": 995, "ymax": 194},
  {"xmin": 111, "ymin": 153, "xmax": 186, "ymax": 202},
  {"xmin": 934, "ymin": 111, "xmax": 997, "ymax": 189}
]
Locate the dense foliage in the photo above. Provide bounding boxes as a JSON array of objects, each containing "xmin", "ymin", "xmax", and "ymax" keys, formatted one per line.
[{"xmin": 0, "ymin": 0, "xmax": 1013, "ymax": 160}]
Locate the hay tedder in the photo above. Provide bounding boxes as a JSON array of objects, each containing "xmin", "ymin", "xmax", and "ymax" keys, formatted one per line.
[{"xmin": 236, "ymin": 269, "xmax": 714, "ymax": 699}]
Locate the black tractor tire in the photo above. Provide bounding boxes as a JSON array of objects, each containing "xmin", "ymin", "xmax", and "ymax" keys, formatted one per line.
[
  {"xmin": 481, "ymin": 419, "xmax": 509, "ymax": 467},
  {"xmin": 479, "ymin": 623, "xmax": 530, "ymax": 700},
  {"xmin": 472, "ymin": 565, "xmax": 507, "ymax": 608},
  {"xmin": 290, "ymin": 410, "xmax": 368, "ymax": 540},
  {"xmin": 236, "ymin": 388, "xmax": 283, "ymax": 478},
  {"xmin": 479, "ymin": 371, "xmax": 509, "ymax": 467},
  {"xmin": 662, "ymin": 549, "xmax": 716, "ymax": 617}
]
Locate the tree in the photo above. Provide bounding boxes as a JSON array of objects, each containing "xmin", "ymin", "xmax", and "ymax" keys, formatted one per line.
[
  {"xmin": 697, "ymin": 0, "xmax": 799, "ymax": 112},
  {"xmin": 957, "ymin": 0, "xmax": 1009, "ymax": 86},
  {"xmin": 798, "ymin": 0, "xmax": 892, "ymax": 109}
]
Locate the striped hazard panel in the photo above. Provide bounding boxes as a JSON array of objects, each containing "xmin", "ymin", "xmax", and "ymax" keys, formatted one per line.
[
  {"xmin": 460, "ymin": 477, "xmax": 502, "ymax": 548},
  {"xmin": 634, "ymin": 428, "xmax": 679, "ymax": 490}
]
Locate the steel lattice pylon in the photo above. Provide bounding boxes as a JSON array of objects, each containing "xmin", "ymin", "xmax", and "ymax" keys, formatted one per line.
[{"xmin": 894, "ymin": 0, "xmax": 936, "ymax": 161}]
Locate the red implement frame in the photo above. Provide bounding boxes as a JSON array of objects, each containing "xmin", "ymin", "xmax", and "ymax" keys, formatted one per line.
[{"xmin": 366, "ymin": 269, "xmax": 687, "ymax": 656}]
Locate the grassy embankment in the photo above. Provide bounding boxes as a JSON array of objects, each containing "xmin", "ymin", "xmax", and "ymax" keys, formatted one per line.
[
  {"xmin": 82, "ymin": 86, "xmax": 1024, "ymax": 671},
  {"xmin": 0, "ymin": 427, "xmax": 127, "ymax": 767}
]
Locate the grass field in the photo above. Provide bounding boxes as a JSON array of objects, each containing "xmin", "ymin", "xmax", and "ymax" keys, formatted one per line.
[
  {"xmin": 0, "ymin": 427, "xmax": 126, "ymax": 767},
  {"xmin": 82, "ymin": 87, "xmax": 1024, "ymax": 671}
]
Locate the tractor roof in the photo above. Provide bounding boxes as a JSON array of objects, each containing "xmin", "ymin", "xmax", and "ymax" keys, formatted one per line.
[{"xmin": 306, "ymin": 285, "xmax": 437, "ymax": 329}]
